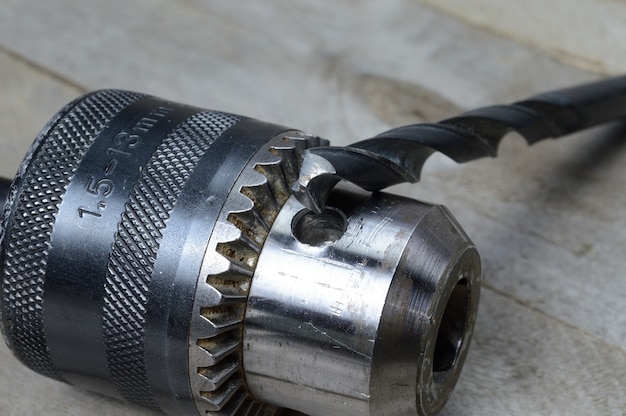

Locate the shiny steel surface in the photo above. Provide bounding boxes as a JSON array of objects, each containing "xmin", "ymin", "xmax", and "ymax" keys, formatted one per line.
[
  {"xmin": 189, "ymin": 131, "xmax": 323, "ymax": 415},
  {"xmin": 244, "ymin": 189, "xmax": 480, "ymax": 416}
]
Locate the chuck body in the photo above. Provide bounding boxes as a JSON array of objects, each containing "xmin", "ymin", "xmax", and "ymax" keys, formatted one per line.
[{"xmin": 0, "ymin": 91, "xmax": 480, "ymax": 416}]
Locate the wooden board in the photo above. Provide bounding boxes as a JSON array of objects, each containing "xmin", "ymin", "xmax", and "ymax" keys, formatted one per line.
[
  {"xmin": 421, "ymin": 0, "xmax": 626, "ymax": 74},
  {"xmin": 0, "ymin": 1, "xmax": 624, "ymax": 415}
]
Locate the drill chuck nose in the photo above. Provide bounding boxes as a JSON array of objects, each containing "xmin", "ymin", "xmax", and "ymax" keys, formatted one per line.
[{"xmin": 244, "ymin": 190, "xmax": 481, "ymax": 416}]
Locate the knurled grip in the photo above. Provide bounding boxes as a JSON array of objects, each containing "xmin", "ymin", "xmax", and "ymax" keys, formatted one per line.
[
  {"xmin": 0, "ymin": 90, "xmax": 284, "ymax": 414},
  {"xmin": 102, "ymin": 110, "xmax": 242, "ymax": 408},
  {"xmin": 1, "ymin": 90, "xmax": 144, "ymax": 382}
]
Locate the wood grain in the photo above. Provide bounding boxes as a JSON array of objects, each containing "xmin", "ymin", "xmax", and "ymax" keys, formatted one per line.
[
  {"xmin": 0, "ymin": 50, "xmax": 82, "ymax": 177},
  {"xmin": 0, "ymin": 1, "xmax": 623, "ymax": 415},
  {"xmin": 420, "ymin": 0, "xmax": 626, "ymax": 74}
]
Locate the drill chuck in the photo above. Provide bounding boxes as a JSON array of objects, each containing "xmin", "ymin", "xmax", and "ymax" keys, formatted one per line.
[
  {"xmin": 0, "ymin": 91, "xmax": 479, "ymax": 416},
  {"xmin": 3, "ymin": 75, "xmax": 625, "ymax": 415}
]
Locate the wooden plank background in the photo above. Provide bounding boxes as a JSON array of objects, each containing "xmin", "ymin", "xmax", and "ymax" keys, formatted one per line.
[{"xmin": 0, "ymin": 1, "xmax": 624, "ymax": 415}]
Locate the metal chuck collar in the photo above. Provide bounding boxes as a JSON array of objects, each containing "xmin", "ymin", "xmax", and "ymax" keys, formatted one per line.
[{"xmin": 0, "ymin": 90, "xmax": 479, "ymax": 416}]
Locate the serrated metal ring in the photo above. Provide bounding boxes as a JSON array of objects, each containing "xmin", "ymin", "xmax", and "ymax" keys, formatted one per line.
[
  {"xmin": 0, "ymin": 90, "xmax": 145, "ymax": 381},
  {"xmin": 189, "ymin": 131, "xmax": 325, "ymax": 415}
]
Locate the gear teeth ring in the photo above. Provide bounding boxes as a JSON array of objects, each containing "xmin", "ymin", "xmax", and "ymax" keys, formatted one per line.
[{"xmin": 189, "ymin": 131, "xmax": 325, "ymax": 415}]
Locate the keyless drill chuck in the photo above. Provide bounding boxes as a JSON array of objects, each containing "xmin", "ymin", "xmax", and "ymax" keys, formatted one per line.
[{"xmin": 2, "ymin": 75, "xmax": 626, "ymax": 416}]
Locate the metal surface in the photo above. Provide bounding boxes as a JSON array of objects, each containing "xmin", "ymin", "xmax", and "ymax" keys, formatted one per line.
[
  {"xmin": 188, "ymin": 130, "xmax": 324, "ymax": 415},
  {"xmin": 244, "ymin": 189, "xmax": 480, "ymax": 416}
]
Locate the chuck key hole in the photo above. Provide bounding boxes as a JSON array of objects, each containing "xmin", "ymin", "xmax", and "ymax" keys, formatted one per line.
[
  {"xmin": 433, "ymin": 278, "xmax": 469, "ymax": 376},
  {"xmin": 292, "ymin": 208, "xmax": 346, "ymax": 246}
]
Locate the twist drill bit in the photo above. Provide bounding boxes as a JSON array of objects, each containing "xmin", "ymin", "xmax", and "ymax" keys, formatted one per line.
[{"xmin": 293, "ymin": 76, "xmax": 626, "ymax": 212}]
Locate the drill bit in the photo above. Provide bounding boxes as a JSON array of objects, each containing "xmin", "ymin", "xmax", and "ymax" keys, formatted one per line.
[{"xmin": 293, "ymin": 75, "xmax": 626, "ymax": 212}]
